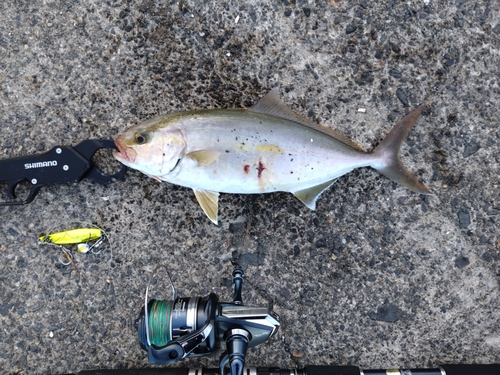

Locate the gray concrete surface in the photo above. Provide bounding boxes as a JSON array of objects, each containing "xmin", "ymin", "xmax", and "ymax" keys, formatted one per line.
[{"xmin": 1, "ymin": 0, "xmax": 499, "ymax": 374}]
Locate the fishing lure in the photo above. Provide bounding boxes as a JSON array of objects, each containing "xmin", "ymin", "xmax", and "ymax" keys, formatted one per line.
[{"xmin": 39, "ymin": 228, "xmax": 102, "ymax": 245}]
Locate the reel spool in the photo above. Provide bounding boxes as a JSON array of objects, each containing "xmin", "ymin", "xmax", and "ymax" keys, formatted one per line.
[
  {"xmin": 136, "ymin": 270, "xmax": 280, "ymax": 375},
  {"xmin": 137, "ymin": 293, "xmax": 218, "ymax": 363}
]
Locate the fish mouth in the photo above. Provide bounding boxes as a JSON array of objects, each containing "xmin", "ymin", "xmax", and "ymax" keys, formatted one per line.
[{"xmin": 113, "ymin": 138, "xmax": 136, "ymax": 165}]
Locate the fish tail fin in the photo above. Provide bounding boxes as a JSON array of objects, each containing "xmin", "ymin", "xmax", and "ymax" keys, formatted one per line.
[{"xmin": 371, "ymin": 106, "xmax": 432, "ymax": 195}]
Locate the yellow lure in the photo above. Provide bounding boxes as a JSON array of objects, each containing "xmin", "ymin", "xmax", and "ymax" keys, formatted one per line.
[{"xmin": 39, "ymin": 228, "xmax": 102, "ymax": 245}]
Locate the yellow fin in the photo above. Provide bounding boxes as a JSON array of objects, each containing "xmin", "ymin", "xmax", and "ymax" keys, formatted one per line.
[
  {"xmin": 193, "ymin": 189, "xmax": 220, "ymax": 224},
  {"xmin": 39, "ymin": 228, "xmax": 102, "ymax": 245},
  {"xmin": 186, "ymin": 149, "xmax": 221, "ymax": 166},
  {"xmin": 292, "ymin": 179, "xmax": 337, "ymax": 210}
]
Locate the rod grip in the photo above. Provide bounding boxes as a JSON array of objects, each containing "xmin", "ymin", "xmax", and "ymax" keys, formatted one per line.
[
  {"xmin": 304, "ymin": 366, "xmax": 361, "ymax": 375},
  {"xmin": 76, "ymin": 369, "xmax": 189, "ymax": 375},
  {"xmin": 440, "ymin": 364, "xmax": 500, "ymax": 375}
]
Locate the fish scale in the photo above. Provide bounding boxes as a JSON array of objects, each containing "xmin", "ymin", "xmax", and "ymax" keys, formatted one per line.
[
  {"xmin": 173, "ymin": 110, "xmax": 369, "ymax": 193},
  {"xmin": 114, "ymin": 89, "xmax": 431, "ymax": 224}
]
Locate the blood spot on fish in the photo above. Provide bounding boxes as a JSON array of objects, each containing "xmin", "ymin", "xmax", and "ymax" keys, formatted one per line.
[
  {"xmin": 257, "ymin": 160, "xmax": 266, "ymax": 178},
  {"xmin": 244, "ymin": 165, "xmax": 250, "ymax": 174}
]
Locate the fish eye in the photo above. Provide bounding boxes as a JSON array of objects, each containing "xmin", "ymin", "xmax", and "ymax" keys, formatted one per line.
[{"xmin": 134, "ymin": 131, "xmax": 150, "ymax": 145}]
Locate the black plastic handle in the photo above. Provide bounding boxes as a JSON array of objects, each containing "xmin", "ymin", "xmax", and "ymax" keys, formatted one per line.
[
  {"xmin": 0, "ymin": 139, "xmax": 126, "ymax": 206},
  {"xmin": 0, "ymin": 146, "xmax": 90, "ymax": 206}
]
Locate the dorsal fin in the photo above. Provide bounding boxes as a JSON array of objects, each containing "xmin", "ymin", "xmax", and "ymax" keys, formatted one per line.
[{"xmin": 250, "ymin": 89, "xmax": 364, "ymax": 152}]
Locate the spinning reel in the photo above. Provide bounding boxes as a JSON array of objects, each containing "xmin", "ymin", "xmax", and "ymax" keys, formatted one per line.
[{"xmin": 136, "ymin": 269, "xmax": 280, "ymax": 375}]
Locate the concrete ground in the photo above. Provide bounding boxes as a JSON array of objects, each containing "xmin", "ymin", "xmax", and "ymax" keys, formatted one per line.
[{"xmin": 0, "ymin": 0, "xmax": 499, "ymax": 374}]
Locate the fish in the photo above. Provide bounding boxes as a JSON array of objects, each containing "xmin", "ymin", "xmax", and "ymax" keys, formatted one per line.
[{"xmin": 114, "ymin": 89, "xmax": 431, "ymax": 224}]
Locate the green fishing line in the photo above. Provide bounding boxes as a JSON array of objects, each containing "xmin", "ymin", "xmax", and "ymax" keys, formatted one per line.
[{"xmin": 148, "ymin": 300, "xmax": 173, "ymax": 347}]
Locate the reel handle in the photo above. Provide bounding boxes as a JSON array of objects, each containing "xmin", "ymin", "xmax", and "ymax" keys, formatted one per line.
[
  {"xmin": 232, "ymin": 269, "xmax": 244, "ymax": 304},
  {"xmin": 136, "ymin": 269, "xmax": 278, "ymax": 375}
]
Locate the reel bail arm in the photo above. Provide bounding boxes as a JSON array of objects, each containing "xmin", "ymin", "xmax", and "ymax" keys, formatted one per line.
[{"xmin": 136, "ymin": 269, "xmax": 280, "ymax": 375}]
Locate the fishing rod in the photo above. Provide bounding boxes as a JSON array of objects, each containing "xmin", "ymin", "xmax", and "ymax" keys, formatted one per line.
[
  {"xmin": 68, "ymin": 364, "xmax": 500, "ymax": 375},
  {"xmin": 65, "ymin": 269, "xmax": 498, "ymax": 375}
]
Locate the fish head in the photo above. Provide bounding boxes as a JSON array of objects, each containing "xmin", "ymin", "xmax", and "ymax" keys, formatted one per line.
[{"xmin": 114, "ymin": 116, "xmax": 186, "ymax": 179}]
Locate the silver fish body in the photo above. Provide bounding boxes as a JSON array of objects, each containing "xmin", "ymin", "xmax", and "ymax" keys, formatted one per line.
[
  {"xmin": 114, "ymin": 89, "xmax": 431, "ymax": 223},
  {"xmin": 155, "ymin": 110, "xmax": 372, "ymax": 193}
]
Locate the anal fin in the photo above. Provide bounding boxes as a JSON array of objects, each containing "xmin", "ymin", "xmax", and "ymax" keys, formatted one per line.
[
  {"xmin": 292, "ymin": 179, "xmax": 337, "ymax": 210},
  {"xmin": 193, "ymin": 189, "xmax": 220, "ymax": 224}
]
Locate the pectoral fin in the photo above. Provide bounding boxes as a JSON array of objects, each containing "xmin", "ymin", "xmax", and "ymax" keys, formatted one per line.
[
  {"xmin": 292, "ymin": 179, "xmax": 337, "ymax": 210},
  {"xmin": 193, "ymin": 189, "xmax": 220, "ymax": 224},
  {"xmin": 186, "ymin": 150, "xmax": 221, "ymax": 166}
]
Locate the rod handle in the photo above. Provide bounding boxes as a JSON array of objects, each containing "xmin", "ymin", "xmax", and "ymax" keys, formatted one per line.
[{"xmin": 440, "ymin": 364, "xmax": 500, "ymax": 375}]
